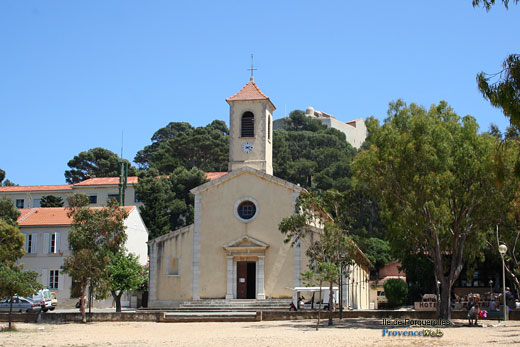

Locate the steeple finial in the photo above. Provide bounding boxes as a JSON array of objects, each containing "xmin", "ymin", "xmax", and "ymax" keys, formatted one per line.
[{"xmin": 247, "ymin": 53, "xmax": 257, "ymax": 82}]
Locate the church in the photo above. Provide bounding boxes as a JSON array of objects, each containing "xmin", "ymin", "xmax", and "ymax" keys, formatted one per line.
[{"xmin": 147, "ymin": 78, "xmax": 371, "ymax": 308}]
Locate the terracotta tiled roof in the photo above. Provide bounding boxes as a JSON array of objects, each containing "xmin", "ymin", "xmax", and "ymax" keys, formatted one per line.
[
  {"xmin": 226, "ymin": 81, "xmax": 276, "ymax": 110},
  {"xmin": 73, "ymin": 177, "xmax": 139, "ymax": 186},
  {"xmin": 346, "ymin": 118, "xmax": 363, "ymax": 127},
  {"xmin": 2, "ymin": 172, "xmax": 226, "ymax": 194},
  {"xmin": 0, "ymin": 184, "xmax": 72, "ymax": 192},
  {"xmin": 76, "ymin": 173, "xmax": 224, "ymax": 186},
  {"xmin": 205, "ymin": 172, "xmax": 228, "ymax": 180},
  {"xmin": 18, "ymin": 209, "xmax": 35, "ymax": 222},
  {"xmin": 17, "ymin": 206, "xmax": 135, "ymax": 226}
]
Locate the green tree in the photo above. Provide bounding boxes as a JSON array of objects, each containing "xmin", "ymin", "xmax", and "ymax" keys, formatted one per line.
[
  {"xmin": 487, "ymin": 139, "xmax": 520, "ymax": 295},
  {"xmin": 65, "ymin": 147, "xmax": 137, "ymax": 184},
  {"xmin": 0, "ymin": 220, "xmax": 24, "ymax": 265},
  {"xmin": 473, "ymin": 0, "xmax": 518, "ymax": 10},
  {"xmin": 0, "ymin": 198, "xmax": 21, "ymax": 227},
  {"xmin": 279, "ymin": 191, "xmax": 362, "ymax": 326},
  {"xmin": 1, "ymin": 179, "xmax": 17, "ymax": 187},
  {"xmin": 0, "ymin": 264, "xmax": 43, "ymax": 329},
  {"xmin": 135, "ymin": 167, "xmax": 208, "ymax": 239},
  {"xmin": 135, "ymin": 120, "xmax": 229, "ymax": 173},
  {"xmin": 107, "ymin": 252, "xmax": 147, "ymax": 312},
  {"xmin": 0, "ymin": 169, "xmax": 17, "ymax": 187},
  {"xmin": 353, "ymin": 237, "xmax": 392, "ymax": 270},
  {"xmin": 401, "ymin": 253, "xmax": 436, "ymax": 304},
  {"xmin": 63, "ymin": 196, "xmax": 128, "ymax": 323},
  {"xmin": 383, "ymin": 278, "xmax": 408, "ymax": 307},
  {"xmin": 477, "ymin": 54, "xmax": 520, "ymax": 126},
  {"xmin": 273, "ymin": 111, "xmax": 356, "ymax": 190},
  {"xmin": 474, "ymin": 0, "xmax": 519, "ymax": 132},
  {"xmin": 353, "ymin": 100, "xmax": 498, "ymax": 319},
  {"xmin": 40, "ymin": 195, "xmax": 64, "ymax": 208},
  {"xmin": 0, "ymin": 196, "xmax": 40, "ymax": 330}
]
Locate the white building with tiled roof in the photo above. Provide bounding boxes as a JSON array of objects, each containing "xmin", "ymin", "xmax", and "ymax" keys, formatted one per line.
[
  {"xmin": 273, "ymin": 106, "xmax": 367, "ymax": 149},
  {"xmin": 16, "ymin": 206, "xmax": 148, "ymax": 307},
  {"xmin": 0, "ymin": 173, "xmax": 226, "ymax": 209}
]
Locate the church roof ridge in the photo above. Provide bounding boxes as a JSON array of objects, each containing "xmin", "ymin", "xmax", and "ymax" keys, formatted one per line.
[
  {"xmin": 148, "ymin": 224, "xmax": 194, "ymax": 245},
  {"xmin": 226, "ymin": 81, "xmax": 276, "ymax": 110},
  {"xmin": 190, "ymin": 166, "xmax": 303, "ymax": 195}
]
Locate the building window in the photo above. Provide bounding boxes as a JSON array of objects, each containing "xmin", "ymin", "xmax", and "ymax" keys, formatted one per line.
[
  {"xmin": 234, "ymin": 197, "xmax": 259, "ymax": 223},
  {"xmin": 27, "ymin": 234, "xmax": 33, "ymax": 253},
  {"xmin": 241, "ymin": 112, "xmax": 254, "ymax": 137},
  {"xmin": 16, "ymin": 199, "xmax": 24, "ymax": 209},
  {"xmin": 237, "ymin": 201, "xmax": 256, "ymax": 220},
  {"xmin": 134, "ymin": 191, "xmax": 141, "ymax": 203},
  {"xmin": 108, "ymin": 194, "xmax": 120, "ymax": 203},
  {"xmin": 49, "ymin": 270, "xmax": 59, "ymax": 289},
  {"xmin": 268, "ymin": 115, "xmax": 271, "ymax": 141},
  {"xmin": 168, "ymin": 257, "xmax": 179, "ymax": 276},
  {"xmin": 33, "ymin": 199, "xmax": 41, "ymax": 208},
  {"xmin": 89, "ymin": 195, "xmax": 97, "ymax": 204},
  {"xmin": 50, "ymin": 233, "xmax": 56, "ymax": 253}
]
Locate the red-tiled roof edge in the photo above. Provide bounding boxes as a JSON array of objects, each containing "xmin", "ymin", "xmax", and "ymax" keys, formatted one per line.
[
  {"xmin": 226, "ymin": 81, "xmax": 276, "ymax": 110},
  {"xmin": 73, "ymin": 177, "xmax": 139, "ymax": 186},
  {"xmin": 346, "ymin": 118, "xmax": 363, "ymax": 126},
  {"xmin": 0, "ymin": 184, "xmax": 73, "ymax": 192},
  {"xmin": 17, "ymin": 206, "xmax": 136, "ymax": 226}
]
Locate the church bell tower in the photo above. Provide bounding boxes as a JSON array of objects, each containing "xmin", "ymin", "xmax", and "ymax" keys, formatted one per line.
[{"xmin": 226, "ymin": 76, "xmax": 275, "ymax": 175}]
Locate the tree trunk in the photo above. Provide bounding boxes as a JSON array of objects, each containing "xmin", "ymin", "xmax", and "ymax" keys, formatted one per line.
[
  {"xmin": 316, "ymin": 280, "xmax": 322, "ymax": 331},
  {"xmin": 88, "ymin": 286, "xmax": 93, "ymax": 322},
  {"xmin": 8, "ymin": 295, "xmax": 13, "ymax": 330},
  {"xmin": 504, "ymin": 263, "xmax": 520, "ymax": 299},
  {"xmin": 80, "ymin": 285, "xmax": 87, "ymax": 324},
  {"xmin": 438, "ymin": 281, "xmax": 452, "ymax": 320},
  {"xmin": 111, "ymin": 290, "xmax": 123, "ymax": 312},
  {"xmin": 328, "ymin": 281, "xmax": 334, "ymax": 326}
]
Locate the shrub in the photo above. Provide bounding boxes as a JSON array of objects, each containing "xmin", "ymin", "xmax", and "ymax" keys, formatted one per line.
[{"xmin": 383, "ymin": 278, "xmax": 408, "ymax": 307}]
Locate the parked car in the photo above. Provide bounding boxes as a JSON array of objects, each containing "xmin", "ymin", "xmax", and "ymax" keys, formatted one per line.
[
  {"xmin": 50, "ymin": 292, "xmax": 57, "ymax": 311},
  {"xmin": 31, "ymin": 289, "xmax": 52, "ymax": 312},
  {"xmin": 0, "ymin": 296, "xmax": 42, "ymax": 313}
]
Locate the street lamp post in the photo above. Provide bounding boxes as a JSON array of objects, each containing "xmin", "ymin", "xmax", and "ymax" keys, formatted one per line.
[
  {"xmin": 339, "ymin": 263, "xmax": 343, "ymax": 319},
  {"xmin": 499, "ymin": 244, "xmax": 508, "ymax": 321}
]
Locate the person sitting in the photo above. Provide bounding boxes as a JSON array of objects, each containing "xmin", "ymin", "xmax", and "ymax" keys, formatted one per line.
[
  {"xmin": 489, "ymin": 300, "xmax": 496, "ymax": 311},
  {"xmin": 468, "ymin": 303, "xmax": 479, "ymax": 326}
]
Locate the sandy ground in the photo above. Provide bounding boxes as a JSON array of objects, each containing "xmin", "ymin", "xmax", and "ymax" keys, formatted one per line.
[{"xmin": 1, "ymin": 319, "xmax": 519, "ymax": 347}]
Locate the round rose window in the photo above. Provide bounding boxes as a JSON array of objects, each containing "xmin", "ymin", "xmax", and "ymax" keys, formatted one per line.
[{"xmin": 237, "ymin": 201, "xmax": 256, "ymax": 220}]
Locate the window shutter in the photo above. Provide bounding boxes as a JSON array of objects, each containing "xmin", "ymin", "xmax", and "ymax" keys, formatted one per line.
[
  {"xmin": 56, "ymin": 232, "xmax": 61, "ymax": 253},
  {"xmin": 43, "ymin": 233, "xmax": 50, "ymax": 254},
  {"xmin": 58, "ymin": 271, "xmax": 64, "ymax": 290},
  {"xmin": 42, "ymin": 269, "xmax": 48, "ymax": 288},
  {"xmin": 32, "ymin": 234, "xmax": 38, "ymax": 254},
  {"xmin": 23, "ymin": 233, "xmax": 28, "ymax": 253}
]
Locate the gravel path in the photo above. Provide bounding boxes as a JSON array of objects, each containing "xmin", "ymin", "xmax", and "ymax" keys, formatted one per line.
[{"xmin": 1, "ymin": 318, "xmax": 519, "ymax": 346}]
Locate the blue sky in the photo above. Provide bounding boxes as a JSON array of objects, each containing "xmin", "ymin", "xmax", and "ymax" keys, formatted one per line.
[{"xmin": 1, "ymin": 1, "xmax": 518, "ymax": 185}]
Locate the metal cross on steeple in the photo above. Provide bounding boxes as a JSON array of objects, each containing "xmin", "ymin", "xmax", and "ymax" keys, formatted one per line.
[{"xmin": 247, "ymin": 53, "xmax": 257, "ymax": 81}]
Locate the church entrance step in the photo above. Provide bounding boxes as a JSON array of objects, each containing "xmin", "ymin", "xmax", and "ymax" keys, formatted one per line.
[{"xmin": 160, "ymin": 311, "xmax": 260, "ymax": 322}]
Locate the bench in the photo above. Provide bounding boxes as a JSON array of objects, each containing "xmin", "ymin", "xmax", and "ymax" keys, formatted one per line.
[{"xmin": 483, "ymin": 311, "xmax": 508, "ymax": 321}]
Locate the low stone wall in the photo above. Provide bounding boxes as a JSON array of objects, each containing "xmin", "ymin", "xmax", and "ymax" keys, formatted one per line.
[
  {"xmin": 0, "ymin": 313, "xmax": 39, "ymax": 323},
  {"xmin": 262, "ymin": 310, "xmax": 520, "ymax": 321},
  {"xmin": 1, "ymin": 310, "xmax": 518, "ymax": 323},
  {"xmin": 0, "ymin": 312, "xmax": 162, "ymax": 323}
]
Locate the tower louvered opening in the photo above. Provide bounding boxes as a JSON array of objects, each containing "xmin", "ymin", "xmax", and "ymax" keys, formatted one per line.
[{"xmin": 241, "ymin": 112, "xmax": 255, "ymax": 137}]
